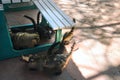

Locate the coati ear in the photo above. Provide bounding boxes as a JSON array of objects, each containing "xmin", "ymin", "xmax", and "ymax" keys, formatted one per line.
[{"xmin": 24, "ymin": 15, "xmax": 37, "ymax": 31}]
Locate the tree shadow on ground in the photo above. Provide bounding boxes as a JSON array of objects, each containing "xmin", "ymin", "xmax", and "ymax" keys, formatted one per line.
[
  {"xmin": 70, "ymin": 22, "xmax": 120, "ymax": 80},
  {"xmin": 86, "ymin": 65, "xmax": 120, "ymax": 80},
  {"xmin": 74, "ymin": 22, "xmax": 120, "ymax": 46}
]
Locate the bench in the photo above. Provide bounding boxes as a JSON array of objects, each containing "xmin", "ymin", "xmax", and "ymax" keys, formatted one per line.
[
  {"xmin": 33, "ymin": 0, "xmax": 75, "ymax": 42},
  {"xmin": 0, "ymin": 0, "xmax": 75, "ymax": 60}
]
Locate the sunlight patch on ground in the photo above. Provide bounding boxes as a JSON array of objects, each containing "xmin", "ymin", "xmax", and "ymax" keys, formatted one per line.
[
  {"xmin": 71, "ymin": 38, "xmax": 120, "ymax": 79},
  {"xmin": 106, "ymin": 38, "xmax": 120, "ymax": 66}
]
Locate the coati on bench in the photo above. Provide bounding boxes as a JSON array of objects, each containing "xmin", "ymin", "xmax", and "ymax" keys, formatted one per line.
[
  {"xmin": 10, "ymin": 11, "xmax": 55, "ymax": 49},
  {"xmin": 24, "ymin": 11, "xmax": 55, "ymax": 39}
]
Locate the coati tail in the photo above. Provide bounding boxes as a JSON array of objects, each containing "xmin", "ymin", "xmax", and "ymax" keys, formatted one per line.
[
  {"xmin": 37, "ymin": 11, "xmax": 41, "ymax": 25},
  {"xmin": 24, "ymin": 15, "xmax": 37, "ymax": 31},
  {"xmin": 73, "ymin": 18, "xmax": 76, "ymax": 23},
  {"xmin": 67, "ymin": 41, "xmax": 75, "ymax": 57},
  {"xmin": 71, "ymin": 27, "xmax": 75, "ymax": 33}
]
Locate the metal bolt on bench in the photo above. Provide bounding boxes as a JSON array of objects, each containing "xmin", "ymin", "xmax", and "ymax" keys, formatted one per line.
[{"xmin": 0, "ymin": 0, "xmax": 75, "ymax": 60}]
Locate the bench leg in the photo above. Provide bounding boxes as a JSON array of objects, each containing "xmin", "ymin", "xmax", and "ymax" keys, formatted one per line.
[{"xmin": 55, "ymin": 29, "xmax": 62, "ymax": 42}]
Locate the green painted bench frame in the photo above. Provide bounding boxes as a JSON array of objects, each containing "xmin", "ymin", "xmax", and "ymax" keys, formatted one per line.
[
  {"xmin": 0, "ymin": 0, "xmax": 74, "ymax": 60},
  {"xmin": 2, "ymin": 0, "xmax": 36, "ymax": 11}
]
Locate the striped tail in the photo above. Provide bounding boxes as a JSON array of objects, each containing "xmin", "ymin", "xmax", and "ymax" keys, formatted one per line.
[
  {"xmin": 24, "ymin": 15, "xmax": 37, "ymax": 32},
  {"xmin": 37, "ymin": 11, "xmax": 41, "ymax": 26}
]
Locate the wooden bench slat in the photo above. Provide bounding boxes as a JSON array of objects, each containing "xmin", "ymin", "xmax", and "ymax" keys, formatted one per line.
[
  {"xmin": 2, "ymin": 0, "xmax": 11, "ymax": 4},
  {"xmin": 33, "ymin": 0, "xmax": 59, "ymax": 30},
  {"xmin": 43, "ymin": 0, "xmax": 70, "ymax": 28},
  {"xmin": 48, "ymin": 0, "xmax": 75, "ymax": 27},
  {"xmin": 38, "ymin": 0, "xmax": 65, "ymax": 29},
  {"xmin": 22, "ymin": 0, "xmax": 31, "ymax": 2}
]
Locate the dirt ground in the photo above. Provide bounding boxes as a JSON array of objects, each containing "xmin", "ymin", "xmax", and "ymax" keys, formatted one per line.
[{"xmin": 1, "ymin": 0, "xmax": 120, "ymax": 80}]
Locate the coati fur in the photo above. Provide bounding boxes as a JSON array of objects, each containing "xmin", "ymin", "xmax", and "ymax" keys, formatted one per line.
[
  {"xmin": 20, "ymin": 19, "xmax": 76, "ymax": 75},
  {"xmin": 43, "ymin": 27, "xmax": 75, "ymax": 75},
  {"xmin": 62, "ymin": 27, "xmax": 75, "ymax": 45},
  {"xmin": 11, "ymin": 32, "xmax": 40, "ymax": 50}
]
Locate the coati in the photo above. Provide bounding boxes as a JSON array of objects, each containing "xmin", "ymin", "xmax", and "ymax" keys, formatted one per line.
[
  {"xmin": 20, "ymin": 26, "xmax": 75, "ymax": 75},
  {"xmin": 43, "ymin": 27, "xmax": 75, "ymax": 75},
  {"xmin": 43, "ymin": 42, "xmax": 75, "ymax": 75},
  {"xmin": 24, "ymin": 11, "xmax": 55, "ymax": 39},
  {"xmin": 11, "ymin": 32, "xmax": 40, "ymax": 50}
]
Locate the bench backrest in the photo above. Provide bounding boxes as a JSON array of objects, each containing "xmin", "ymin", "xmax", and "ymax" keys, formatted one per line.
[
  {"xmin": 1, "ymin": 0, "xmax": 31, "ymax": 4},
  {"xmin": 1, "ymin": 0, "xmax": 36, "ymax": 11}
]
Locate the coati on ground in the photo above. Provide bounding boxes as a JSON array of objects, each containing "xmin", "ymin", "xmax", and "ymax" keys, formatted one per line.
[
  {"xmin": 43, "ymin": 26, "xmax": 75, "ymax": 75},
  {"xmin": 43, "ymin": 41, "xmax": 75, "ymax": 75},
  {"xmin": 20, "ymin": 26, "xmax": 75, "ymax": 75}
]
